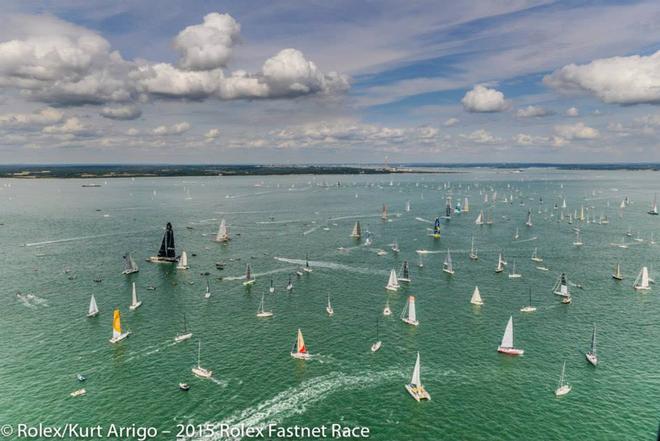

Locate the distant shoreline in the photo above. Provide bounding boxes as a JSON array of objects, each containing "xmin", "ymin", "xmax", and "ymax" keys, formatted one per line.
[{"xmin": 0, "ymin": 163, "xmax": 657, "ymax": 179}]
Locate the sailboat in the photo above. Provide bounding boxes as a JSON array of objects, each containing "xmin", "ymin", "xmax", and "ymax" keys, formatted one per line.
[
  {"xmin": 286, "ymin": 275, "xmax": 293, "ymax": 291},
  {"xmin": 175, "ymin": 314, "xmax": 193, "ymax": 342},
  {"xmin": 469, "ymin": 236, "xmax": 478, "ymax": 260},
  {"xmin": 432, "ymin": 217, "xmax": 441, "ymax": 238},
  {"xmin": 383, "ymin": 299, "xmax": 392, "ymax": 316},
  {"xmin": 381, "ymin": 204, "xmax": 388, "ymax": 221},
  {"xmin": 351, "ymin": 221, "xmax": 362, "ymax": 239},
  {"xmin": 109, "ymin": 309, "xmax": 130, "ymax": 343},
  {"xmin": 148, "ymin": 222, "xmax": 177, "ymax": 263},
  {"xmin": 470, "ymin": 286, "xmax": 483, "ymax": 306},
  {"xmin": 553, "ymin": 273, "xmax": 570, "ymax": 297},
  {"xmin": 257, "ymin": 294, "xmax": 273, "ymax": 318},
  {"xmin": 612, "ymin": 263, "xmax": 623, "ymax": 280},
  {"xmin": 371, "ymin": 318, "xmax": 382, "ymax": 352},
  {"xmin": 129, "ymin": 282, "xmax": 142, "ymax": 311},
  {"xmin": 215, "ymin": 218, "xmax": 230, "ymax": 242},
  {"xmin": 401, "ymin": 296, "xmax": 419, "ymax": 326},
  {"xmin": 513, "ymin": 227, "xmax": 519, "ymax": 240},
  {"xmin": 649, "ymin": 194, "xmax": 658, "ymax": 215},
  {"xmin": 204, "ymin": 278, "xmax": 211, "ymax": 299},
  {"xmin": 386, "ymin": 269, "xmax": 400, "ymax": 291},
  {"xmin": 573, "ymin": 229, "xmax": 583, "ymax": 246},
  {"xmin": 176, "ymin": 250, "xmax": 189, "ymax": 270},
  {"xmin": 586, "ymin": 325, "xmax": 598, "ymax": 366},
  {"xmin": 405, "ymin": 200, "xmax": 411, "ymax": 212},
  {"xmin": 495, "ymin": 253, "xmax": 505, "ymax": 273},
  {"xmin": 405, "ymin": 352, "xmax": 430, "ymax": 401},
  {"xmin": 364, "ymin": 229, "xmax": 373, "ymax": 246},
  {"xmin": 326, "ymin": 295, "xmax": 334, "ymax": 316},
  {"xmin": 497, "ymin": 316, "xmax": 524, "ymax": 355},
  {"xmin": 269, "ymin": 278, "xmax": 275, "ymax": 293},
  {"xmin": 508, "ymin": 260, "xmax": 521, "ymax": 279},
  {"xmin": 633, "ymin": 266, "xmax": 651, "ymax": 291},
  {"xmin": 444, "ymin": 197, "xmax": 452, "ymax": 219},
  {"xmin": 122, "ymin": 252, "xmax": 139, "ymax": 275},
  {"xmin": 303, "ymin": 254, "xmax": 313, "ymax": 273},
  {"xmin": 463, "ymin": 197, "xmax": 469, "ymax": 213},
  {"xmin": 192, "ymin": 340, "xmax": 213, "ymax": 378},
  {"xmin": 554, "ymin": 361, "xmax": 571, "ymax": 397},
  {"xmin": 398, "ymin": 261, "xmax": 411, "ymax": 283},
  {"xmin": 391, "ymin": 239, "xmax": 400, "ymax": 253},
  {"xmin": 243, "ymin": 264, "xmax": 255, "ymax": 286},
  {"xmin": 520, "ymin": 288, "xmax": 536, "ymax": 312},
  {"xmin": 443, "ymin": 249, "xmax": 454, "ymax": 275},
  {"xmin": 531, "ymin": 248, "xmax": 543, "ymax": 262},
  {"xmin": 486, "ymin": 209, "xmax": 494, "ymax": 225},
  {"xmin": 475, "ymin": 210, "xmax": 485, "ymax": 225},
  {"xmin": 87, "ymin": 294, "xmax": 99, "ymax": 317},
  {"xmin": 526, "ymin": 210, "xmax": 533, "ymax": 227},
  {"xmin": 290, "ymin": 329, "xmax": 310, "ymax": 360},
  {"xmin": 417, "ymin": 252, "xmax": 424, "ymax": 268}
]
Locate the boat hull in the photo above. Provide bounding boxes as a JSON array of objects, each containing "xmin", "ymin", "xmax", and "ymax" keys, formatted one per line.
[
  {"xmin": 256, "ymin": 312, "xmax": 273, "ymax": 318},
  {"xmin": 497, "ymin": 346, "xmax": 524, "ymax": 356},
  {"xmin": 174, "ymin": 332, "xmax": 193, "ymax": 342},
  {"xmin": 471, "ymin": 301, "xmax": 484, "ymax": 306},
  {"xmin": 402, "ymin": 318, "xmax": 419, "ymax": 327},
  {"xmin": 243, "ymin": 279, "xmax": 255, "ymax": 286},
  {"xmin": 148, "ymin": 257, "xmax": 177, "ymax": 263},
  {"xmin": 129, "ymin": 301, "xmax": 142, "ymax": 311},
  {"xmin": 586, "ymin": 352, "xmax": 598, "ymax": 366},
  {"xmin": 87, "ymin": 312, "xmax": 99, "ymax": 318},
  {"xmin": 192, "ymin": 367, "xmax": 213, "ymax": 379},
  {"xmin": 555, "ymin": 385, "xmax": 571, "ymax": 397},
  {"xmin": 405, "ymin": 384, "xmax": 430, "ymax": 401},
  {"xmin": 371, "ymin": 341, "xmax": 382, "ymax": 352},
  {"xmin": 109, "ymin": 332, "xmax": 131, "ymax": 344},
  {"xmin": 290, "ymin": 352, "xmax": 310, "ymax": 360},
  {"xmin": 520, "ymin": 306, "xmax": 537, "ymax": 313},
  {"xmin": 122, "ymin": 269, "xmax": 139, "ymax": 275}
]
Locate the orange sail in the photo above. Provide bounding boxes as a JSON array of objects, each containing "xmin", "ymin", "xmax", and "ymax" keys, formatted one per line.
[{"xmin": 297, "ymin": 329, "xmax": 307, "ymax": 353}]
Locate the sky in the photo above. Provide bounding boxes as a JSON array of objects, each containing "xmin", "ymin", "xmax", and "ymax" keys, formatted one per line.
[{"xmin": 1, "ymin": 0, "xmax": 660, "ymax": 164}]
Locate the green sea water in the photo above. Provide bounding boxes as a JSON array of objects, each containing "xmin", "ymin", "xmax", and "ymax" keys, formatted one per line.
[{"xmin": 0, "ymin": 169, "xmax": 658, "ymax": 441}]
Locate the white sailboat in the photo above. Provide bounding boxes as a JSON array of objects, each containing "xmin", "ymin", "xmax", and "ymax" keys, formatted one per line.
[
  {"xmin": 290, "ymin": 329, "xmax": 310, "ymax": 360},
  {"xmin": 531, "ymin": 248, "xmax": 543, "ymax": 262},
  {"xmin": 475, "ymin": 209, "xmax": 485, "ymax": 225},
  {"xmin": 176, "ymin": 250, "xmax": 189, "ymax": 270},
  {"xmin": 553, "ymin": 273, "xmax": 570, "ymax": 298},
  {"xmin": 633, "ymin": 266, "xmax": 650, "ymax": 291},
  {"xmin": 122, "ymin": 252, "xmax": 139, "ymax": 275},
  {"xmin": 495, "ymin": 253, "xmax": 505, "ymax": 273},
  {"xmin": 520, "ymin": 288, "xmax": 536, "ymax": 313},
  {"xmin": 612, "ymin": 263, "xmax": 623, "ymax": 280},
  {"xmin": 398, "ymin": 261, "xmax": 411, "ymax": 283},
  {"xmin": 463, "ymin": 197, "xmax": 469, "ymax": 213},
  {"xmin": 401, "ymin": 295, "xmax": 419, "ymax": 326},
  {"xmin": 303, "ymin": 254, "xmax": 313, "ymax": 273},
  {"xmin": 109, "ymin": 309, "xmax": 130, "ymax": 343},
  {"xmin": 404, "ymin": 352, "xmax": 430, "ymax": 401},
  {"xmin": 405, "ymin": 200, "xmax": 411, "ymax": 212},
  {"xmin": 497, "ymin": 316, "xmax": 524, "ymax": 355},
  {"xmin": 351, "ymin": 221, "xmax": 362, "ymax": 239},
  {"xmin": 269, "ymin": 278, "xmax": 275, "ymax": 293},
  {"xmin": 385, "ymin": 269, "xmax": 400, "ymax": 291},
  {"xmin": 514, "ymin": 227, "xmax": 520, "ymax": 240},
  {"xmin": 470, "ymin": 286, "xmax": 483, "ymax": 306},
  {"xmin": 243, "ymin": 264, "xmax": 255, "ymax": 286},
  {"xmin": 443, "ymin": 249, "xmax": 455, "ymax": 275},
  {"xmin": 286, "ymin": 275, "xmax": 293, "ymax": 291},
  {"xmin": 215, "ymin": 218, "xmax": 230, "ymax": 242},
  {"xmin": 204, "ymin": 278, "xmax": 211, "ymax": 299},
  {"xmin": 586, "ymin": 325, "xmax": 598, "ymax": 366},
  {"xmin": 371, "ymin": 318, "xmax": 382, "ymax": 352},
  {"xmin": 648, "ymin": 194, "xmax": 658, "ymax": 215},
  {"xmin": 508, "ymin": 260, "xmax": 521, "ymax": 279},
  {"xmin": 175, "ymin": 314, "xmax": 193, "ymax": 342},
  {"xmin": 554, "ymin": 361, "xmax": 571, "ymax": 397},
  {"xmin": 257, "ymin": 294, "xmax": 273, "ymax": 318},
  {"xmin": 87, "ymin": 294, "xmax": 99, "ymax": 317},
  {"xmin": 469, "ymin": 236, "xmax": 478, "ymax": 260},
  {"xmin": 526, "ymin": 210, "xmax": 533, "ymax": 227},
  {"xmin": 129, "ymin": 282, "xmax": 142, "ymax": 310},
  {"xmin": 326, "ymin": 295, "xmax": 334, "ymax": 316},
  {"xmin": 192, "ymin": 340, "xmax": 213, "ymax": 379},
  {"xmin": 417, "ymin": 252, "xmax": 424, "ymax": 268},
  {"xmin": 391, "ymin": 239, "xmax": 400, "ymax": 253},
  {"xmin": 573, "ymin": 229, "xmax": 583, "ymax": 247}
]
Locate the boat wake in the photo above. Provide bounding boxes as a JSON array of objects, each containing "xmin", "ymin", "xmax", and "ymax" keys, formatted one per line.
[
  {"xmin": 185, "ymin": 369, "xmax": 401, "ymax": 441},
  {"xmin": 274, "ymin": 257, "xmax": 388, "ymax": 276},
  {"xmin": 416, "ymin": 249, "xmax": 443, "ymax": 254},
  {"xmin": 223, "ymin": 267, "xmax": 296, "ymax": 281},
  {"xmin": 515, "ymin": 236, "xmax": 538, "ymax": 243},
  {"xmin": 16, "ymin": 293, "xmax": 48, "ymax": 308},
  {"xmin": 303, "ymin": 225, "xmax": 321, "ymax": 235},
  {"xmin": 415, "ymin": 217, "xmax": 433, "ymax": 224}
]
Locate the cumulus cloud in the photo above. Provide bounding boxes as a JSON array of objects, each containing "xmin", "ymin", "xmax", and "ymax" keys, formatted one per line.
[
  {"xmin": 544, "ymin": 51, "xmax": 660, "ymax": 105},
  {"xmin": 100, "ymin": 105, "xmax": 142, "ymax": 120},
  {"xmin": 460, "ymin": 129, "xmax": 501, "ymax": 144},
  {"xmin": 0, "ymin": 107, "xmax": 64, "ymax": 126},
  {"xmin": 516, "ymin": 105, "xmax": 552, "ymax": 118},
  {"xmin": 461, "ymin": 85, "xmax": 509, "ymax": 113},
  {"xmin": 42, "ymin": 117, "xmax": 87, "ymax": 134},
  {"xmin": 0, "ymin": 13, "xmax": 349, "ymax": 106},
  {"xmin": 565, "ymin": 107, "xmax": 579, "ymax": 117},
  {"xmin": 513, "ymin": 133, "xmax": 549, "ymax": 145},
  {"xmin": 153, "ymin": 122, "xmax": 191, "ymax": 136},
  {"xmin": 205, "ymin": 128, "xmax": 220, "ymax": 140},
  {"xmin": 444, "ymin": 117, "xmax": 459, "ymax": 126},
  {"xmin": 554, "ymin": 122, "xmax": 599, "ymax": 140},
  {"xmin": 174, "ymin": 13, "xmax": 240, "ymax": 71}
]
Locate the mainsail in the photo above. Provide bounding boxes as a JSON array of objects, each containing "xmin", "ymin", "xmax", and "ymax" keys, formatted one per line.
[
  {"xmin": 88, "ymin": 294, "xmax": 98, "ymax": 316},
  {"xmin": 216, "ymin": 219, "xmax": 230, "ymax": 242},
  {"xmin": 351, "ymin": 221, "xmax": 362, "ymax": 238},
  {"xmin": 157, "ymin": 223, "xmax": 176, "ymax": 260},
  {"xmin": 500, "ymin": 316, "xmax": 514, "ymax": 348}
]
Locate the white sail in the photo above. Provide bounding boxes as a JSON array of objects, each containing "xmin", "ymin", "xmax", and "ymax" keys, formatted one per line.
[
  {"xmin": 500, "ymin": 316, "xmax": 514, "ymax": 348},
  {"xmin": 411, "ymin": 352, "xmax": 421, "ymax": 386},
  {"xmin": 405, "ymin": 200, "xmax": 411, "ymax": 212},
  {"xmin": 634, "ymin": 266, "xmax": 650, "ymax": 290},
  {"xmin": 177, "ymin": 250, "xmax": 189, "ymax": 269},
  {"xmin": 470, "ymin": 286, "xmax": 483, "ymax": 305},
  {"xmin": 216, "ymin": 219, "xmax": 229, "ymax": 242},
  {"xmin": 351, "ymin": 221, "xmax": 362, "ymax": 238},
  {"xmin": 129, "ymin": 282, "xmax": 141, "ymax": 310},
  {"xmin": 443, "ymin": 249, "xmax": 454, "ymax": 273},
  {"xmin": 475, "ymin": 210, "xmax": 484, "ymax": 225},
  {"xmin": 88, "ymin": 294, "xmax": 98, "ymax": 316},
  {"xmin": 463, "ymin": 197, "xmax": 469, "ymax": 213},
  {"xmin": 407, "ymin": 296, "xmax": 417, "ymax": 322},
  {"xmin": 386, "ymin": 269, "xmax": 400, "ymax": 290}
]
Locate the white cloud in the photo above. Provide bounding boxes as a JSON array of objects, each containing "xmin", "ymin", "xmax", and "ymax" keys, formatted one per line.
[
  {"xmin": 513, "ymin": 133, "xmax": 549, "ymax": 145},
  {"xmin": 153, "ymin": 122, "xmax": 191, "ymax": 136},
  {"xmin": 461, "ymin": 85, "xmax": 509, "ymax": 113},
  {"xmin": 565, "ymin": 107, "xmax": 579, "ymax": 117},
  {"xmin": 554, "ymin": 122, "xmax": 599, "ymax": 140},
  {"xmin": 516, "ymin": 105, "xmax": 551, "ymax": 118},
  {"xmin": 126, "ymin": 128, "xmax": 140, "ymax": 136},
  {"xmin": 544, "ymin": 50, "xmax": 660, "ymax": 105},
  {"xmin": 42, "ymin": 117, "xmax": 87, "ymax": 134},
  {"xmin": 100, "ymin": 105, "xmax": 142, "ymax": 120},
  {"xmin": 444, "ymin": 117, "xmax": 459, "ymax": 126},
  {"xmin": 0, "ymin": 107, "xmax": 64, "ymax": 126},
  {"xmin": 174, "ymin": 12, "xmax": 240, "ymax": 71},
  {"xmin": 460, "ymin": 129, "xmax": 501, "ymax": 144},
  {"xmin": 205, "ymin": 128, "xmax": 220, "ymax": 140}
]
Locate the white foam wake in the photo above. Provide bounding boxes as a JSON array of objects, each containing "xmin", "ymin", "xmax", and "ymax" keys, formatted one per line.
[{"xmin": 274, "ymin": 257, "xmax": 388, "ymax": 276}]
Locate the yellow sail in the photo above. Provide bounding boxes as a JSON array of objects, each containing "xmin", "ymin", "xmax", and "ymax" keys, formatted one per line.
[{"xmin": 112, "ymin": 309, "xmax": 122, "ymax": 338}]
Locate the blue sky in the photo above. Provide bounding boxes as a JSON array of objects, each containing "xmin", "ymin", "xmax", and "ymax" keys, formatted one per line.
[{"xmin": 0, "ymin": 0, "xmax": 659, "ymax": 163}]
